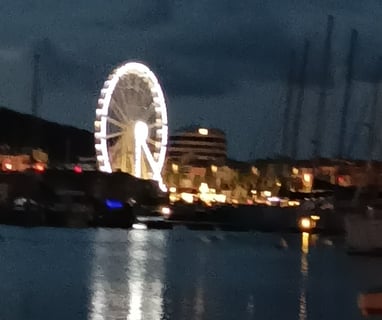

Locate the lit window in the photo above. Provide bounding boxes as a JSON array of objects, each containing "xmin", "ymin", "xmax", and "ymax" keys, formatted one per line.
[{"xmin": 198, "ymin": 128, "xmax": 208, "ymax": 135}]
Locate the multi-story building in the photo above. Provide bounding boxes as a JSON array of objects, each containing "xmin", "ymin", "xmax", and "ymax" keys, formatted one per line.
[
  {"xmin": 167, "ymin": 127, "xmax": 227, "ymax": 166},
  {"xmin": 0, "ymin": 147, "xmax": 48, "ymax": 172}
]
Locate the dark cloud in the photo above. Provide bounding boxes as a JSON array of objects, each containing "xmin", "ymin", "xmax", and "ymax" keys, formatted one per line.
[
  {"xmin": 138, "ymin": 1, "xmax": 294, "ymax": 97},
  {"xmin": 351, "ymin": 36, "xmax": 382, "ymax": 83},
  {"xmin": 33, "ymin": 38, "xmax": 99, "ymax": 90},
  {"xmin": 157, "ymin": 58, "xmax": 237, "ymax": 97},
  {"xmin": 2, "ymin": 0, "xmax": 382, "ymax": 159},
  {"xmin": 91, "ymin": 0, "xmax": 172, "ymax": 31},
  {"xmin": 121, "ymin": 0, "xmax": 172, "ymax": 28}
]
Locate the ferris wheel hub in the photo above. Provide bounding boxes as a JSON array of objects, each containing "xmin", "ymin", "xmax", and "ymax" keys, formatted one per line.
[{"xmin": 134, "ymin": 121, "xmax": 149, "ymax": 142}]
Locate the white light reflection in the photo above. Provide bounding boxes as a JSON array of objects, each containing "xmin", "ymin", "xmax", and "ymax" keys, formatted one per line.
[
  {"xmin": 128, "ymin": 281, "xmax": 143, "ymax": 320},
  {"xmin": 299, "ymin": 232, "xmax": 309, "ymax": 320},
  {"xmin": 88, "ymin": 229, "xmax": 166, "ymax": 320},
  {"xmin": 90, "ymin": 275, "xmax": 106, "ymax": 320},
  {"xmin": 193, "ymin": 279, "xmax": 205, "ymax": 320},
  {"xmin": 126, "ymin": 230, "xmax": 146, "ymax": 320},
  {"xmin": 126, "ymin": 230, "xmax": 166, "ymax": 320},
  {"xmin": 246, "ymin": 294, "xmax": 255, "ymax": 318}
]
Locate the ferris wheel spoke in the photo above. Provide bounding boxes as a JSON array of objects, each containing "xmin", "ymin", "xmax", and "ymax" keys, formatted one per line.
[
  {"xmin": 106, "ymin": 116, "xmax": 127, "ymax": 129},
  {"xmin": 142, "ymin": 110, "xmax": 152, "ymax": 122},
  {"xmin": 112, "ymin": 139, "xmax": 132, "ymax": 157},
  {"xmin": 148, "ymin": 122, "xmax": 161, "ymax": 129},
  {"xmin": 119, "ymin": 90, "xmax": 131, "ymax": 111},
  {"xmin": 105, "ymin": 131, "xmax": 123, "ymax": 140},
  {"xmin": 147, "ymin": 138, "xmax": 158, "ymax": 146},
  {"xmin": 110, "ymin": 99, "xmax": 129, "ymax": 122}
]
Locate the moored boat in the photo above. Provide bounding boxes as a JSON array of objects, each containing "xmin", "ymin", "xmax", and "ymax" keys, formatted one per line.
[
  {"xmin": 345, "ymin": 207, "xmax": 382, "ymax": 254},
  {"xmin": 358, "ymin": 289, "xmax": 382, "ymax": 316}
]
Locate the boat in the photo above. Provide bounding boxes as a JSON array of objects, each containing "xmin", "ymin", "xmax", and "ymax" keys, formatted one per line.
[
  {"xmin": 358, "ymin": 288, "xmax": 382, "ymax": 316},
  {"xmin": 344, "ymin": 206, "xmax": 382, "ymax": 254},
  {"xmin": 0, "ymin": 169, "xmax": 166, "ymax": 229}
]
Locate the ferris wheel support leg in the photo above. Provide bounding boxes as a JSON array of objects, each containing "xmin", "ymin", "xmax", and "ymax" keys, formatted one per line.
[{"xmin": 135, "ymin": 140, "xmax": 142, "ymax": 178}]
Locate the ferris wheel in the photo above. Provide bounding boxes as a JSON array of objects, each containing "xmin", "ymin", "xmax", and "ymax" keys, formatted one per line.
[{"xmin": 94, "ymin": 62, "xmax": 168, "ymax": 189}]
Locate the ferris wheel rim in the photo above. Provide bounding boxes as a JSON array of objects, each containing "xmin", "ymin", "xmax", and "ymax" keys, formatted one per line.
[{"xmin": 94, "ymin": 61, "xmax": 168, "ymax": 179}]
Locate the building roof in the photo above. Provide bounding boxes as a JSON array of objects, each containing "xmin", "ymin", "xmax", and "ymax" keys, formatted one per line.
[{"xmin": 172, "ymin": 126, "xmax": 225, "ymax": 136}]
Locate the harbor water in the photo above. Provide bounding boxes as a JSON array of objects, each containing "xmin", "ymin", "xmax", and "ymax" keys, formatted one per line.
[{"xmin": 0, "ymin": 226, "xmax": 381, "ymax": 319}]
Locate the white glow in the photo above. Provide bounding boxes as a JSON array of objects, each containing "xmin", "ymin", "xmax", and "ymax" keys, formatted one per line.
[
  {"xmin": 135, "ymin": 121, "xmax": 149, "ymax": 142},
  {"xmin": 263, "ymin": 190, "xmax": 272, "ymax": 197},
  {"xmin": 214, "ymin": 194, "xmax": 226, "ymax": 203},
  {"xmin": 132, "ymin": 223, "xmax": 148, "ymax": 230},
  {"xmin": 160, "ymin": 207, "xmax": 171, "ymax": 217},
  {"xmin": 181, "ymin": 192, "xmax": 194, "ymax": 203},
  {"xmin": 94, "ymin": 132, "xmax": 103, "ymax": 139},
  {"xmin": 199, "ymin": 182, "xmax": 209, "ymax": 194},
  {"xmin": 94, "ymin": 61, "xmax": 168, "ymax": 182},
  {"xmin": 198, "ymin": 128, "xmax": 208, "ymax": 135}
]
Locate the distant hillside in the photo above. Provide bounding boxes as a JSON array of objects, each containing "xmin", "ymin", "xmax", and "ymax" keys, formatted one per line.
[{"xmin": 0, "ymin": 107, "xmax": 95, "ymax": 162}]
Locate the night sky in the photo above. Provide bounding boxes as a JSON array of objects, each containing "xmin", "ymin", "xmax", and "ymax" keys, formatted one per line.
[{"xmin": 1, "ymin": 0, "xmax": 382, "ymax": 160}]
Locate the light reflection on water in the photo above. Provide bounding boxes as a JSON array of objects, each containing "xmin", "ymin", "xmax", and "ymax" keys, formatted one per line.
[
  {"xmin": 299, "ymin": 232, "xmax": 309, "ymax": 320},
  {"xmin": 1, "ymin": 226, "xmax": 382, "ymax": 319},
  {"xmin": 89, "ymin": 229, "xmax": 166, "ymax": 320}
]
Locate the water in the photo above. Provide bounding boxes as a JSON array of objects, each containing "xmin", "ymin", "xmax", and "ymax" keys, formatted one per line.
[{"xmin": 0, "ymin": 226, "xmax": 381, "ymax": 320}]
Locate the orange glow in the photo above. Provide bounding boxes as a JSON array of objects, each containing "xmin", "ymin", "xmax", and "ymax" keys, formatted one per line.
[
  {"xmin": 3, "ymin": 162, "xmax": 12, "ymax": 171},
  {"xmin": 34, "ymin": 162, "xmax": 45, "ymax": 172},
  {"xmin": 303, "ymin": 173, "xmax": 312, "ymax": 183},
  {"xmin": 299, "ymin": 217, "xmax": 312, "ymax": 231},
  {"xmin": 301, "ymin": 232, "xmax": 309, "ymax": 253},
  {"xmin": 338, "ymin": 176, "xmax": 344, "ymax": 183}
]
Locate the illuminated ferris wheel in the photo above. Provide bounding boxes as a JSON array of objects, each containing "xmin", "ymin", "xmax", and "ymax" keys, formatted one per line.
[{"xmin": 94, "ymin": 62, "xmax": 168, "ymax": 189}]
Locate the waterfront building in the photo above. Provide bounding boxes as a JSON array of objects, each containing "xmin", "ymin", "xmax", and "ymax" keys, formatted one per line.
[
  {"xmin": 0, "ymin": 147, "xmax": 48, "ymax": 172},
  {"xmin": 167, "ymin": 127, "xmax": 227, "ymax": 166}
]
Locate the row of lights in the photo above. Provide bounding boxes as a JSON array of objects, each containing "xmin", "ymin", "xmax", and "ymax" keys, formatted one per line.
[{"xmin": 2, "ymin": 160, "xmax": 46, "ymax": 173}]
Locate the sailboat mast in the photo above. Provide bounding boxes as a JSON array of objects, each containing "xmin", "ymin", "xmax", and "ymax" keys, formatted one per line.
[
  {"xmin": 338, "ymin": 29, "xmax": 358, "ymax": 159},
  {"xmin": 369, "ymin": 57, "xmax": 382, "ymax": 159},
  {"xmin": 292, "ymin": 40, "xmax": 310, "ymax": 160},
  {"xmin": 313, "ymin": 15, "xmax": 334, "ymax": 159},
  {"xmin": 281, "ymin": 50, "xmax": 296, "ymax": 158},
  {"xmin": 31, "ymin": 53, "xmax": 41, "ymax": 117}
]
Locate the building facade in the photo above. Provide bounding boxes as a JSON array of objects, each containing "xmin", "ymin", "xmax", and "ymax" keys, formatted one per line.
[{"xmin": 167, "ymin": 127, "xmax": 227, "ymax": 166}]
